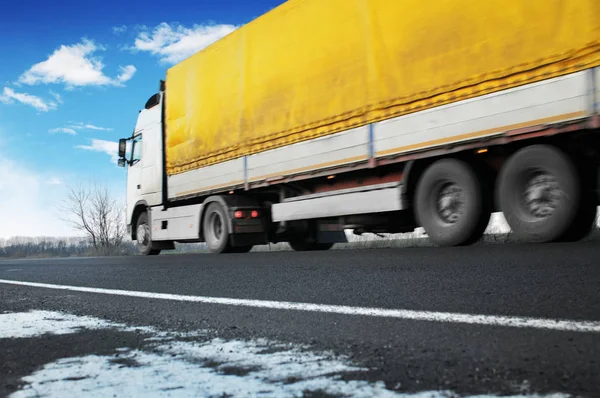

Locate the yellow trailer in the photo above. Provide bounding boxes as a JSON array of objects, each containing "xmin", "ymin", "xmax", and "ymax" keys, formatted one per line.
[{"xmin": 164, "ymin": 0, "xmax": 600, "ymax": 175}]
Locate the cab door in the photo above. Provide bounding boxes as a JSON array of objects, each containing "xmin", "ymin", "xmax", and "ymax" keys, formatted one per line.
[{"xmin": 126, "ymin": 133, "xmax": 143, "ymax": 217}]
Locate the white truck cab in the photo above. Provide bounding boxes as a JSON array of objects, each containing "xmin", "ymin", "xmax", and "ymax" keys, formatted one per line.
[{"xmin": 119, "ymin": 92, "xmax": 169, "ymax": 251}]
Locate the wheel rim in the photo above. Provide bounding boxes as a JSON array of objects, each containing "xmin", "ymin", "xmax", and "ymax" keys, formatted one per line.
[
  {"xmin": 137, "ymin": 223, "xmax": 150, "ymax": 250},
  {"xmin": 434, "ymin": 182, "xmax": 465, "ymax": 225},
  {"xmin": 207, "ymin": 211, "xmax": 224, "ymax": 246},
  {"xmin": 522, "ymin": 171, "xmax": 562, "ymax": 219}
]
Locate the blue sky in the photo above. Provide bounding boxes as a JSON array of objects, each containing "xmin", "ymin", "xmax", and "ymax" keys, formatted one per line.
[{"xmin": 0, "ymin": 0, "xmax": 285, "ymax": 238}]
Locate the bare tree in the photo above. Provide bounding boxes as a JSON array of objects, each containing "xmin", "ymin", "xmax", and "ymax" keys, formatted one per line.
[{"xmin": 59, "ymin": 182, "xmax": 126, "ymax": 256}]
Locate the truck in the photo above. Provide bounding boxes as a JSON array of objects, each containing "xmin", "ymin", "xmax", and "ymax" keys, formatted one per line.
[{"xmin": 118, "ymin": 0, "xmax": 600, "ymax": 255}]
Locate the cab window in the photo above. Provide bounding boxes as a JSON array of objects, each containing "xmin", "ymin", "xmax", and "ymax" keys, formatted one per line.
[{"xmin": 131, "ymin": 134, "xmax": 142, "ymax": 165}]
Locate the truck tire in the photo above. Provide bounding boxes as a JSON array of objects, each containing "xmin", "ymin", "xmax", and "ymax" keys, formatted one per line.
[
  {"xmin": 414, "ymin": 158, "xmax": 490, "ymax": 246},
  {"xmin": 497, "ymin": 145, "xmax": 580, "ymax": 243},
  {"xmin": 203, "ymin": 202, "xmax": 232, "ymax": 253},
  {"xmin": 136, "ymin": 212, "xmax": 161, "ymax": 255}
]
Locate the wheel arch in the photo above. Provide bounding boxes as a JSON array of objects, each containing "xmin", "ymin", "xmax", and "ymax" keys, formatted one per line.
[{"xmin": 130, "ymin": 200, "xmax": 149, "ymax": 240}]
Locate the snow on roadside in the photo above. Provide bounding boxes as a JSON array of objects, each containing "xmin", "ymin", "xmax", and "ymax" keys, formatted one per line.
[
  {"xmin": 2, "ymin": 310, "xmax": 570, "ymax": 398},
  {"xmin": 0, "ymin": 310, "xmax": 134, "ymax": 338},
  {"xmin": 10, "ymin": 345, "xmax": 400, "ymax": 398}
]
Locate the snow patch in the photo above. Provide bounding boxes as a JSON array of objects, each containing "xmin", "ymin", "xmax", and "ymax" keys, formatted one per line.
[
  {"xmin": 9, "ymin": 344, "xmax": 572, "ymax": 398},
  {"xmin": 10, "ymin": 348, "xmax": 400, "ymax": 398},
  {"xmin": 4, "ymin": 311, "xmax": 400, "ymax": 398},
  {"xmin": 3, "ymin": 310, "xmax": 571, "ymax": 398},
  {"xmin": 0, "ymin": 309, "xmax": 207, "ymax": 341},
  {"xmin": 0, "ymin": 310, "xmax": 123, "ymax": 339}
]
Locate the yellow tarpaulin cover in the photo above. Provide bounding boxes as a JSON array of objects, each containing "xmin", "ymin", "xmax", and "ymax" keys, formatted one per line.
[{"xmin": 165, "ymin": 0, "xmax": 600, "ymax": 175}]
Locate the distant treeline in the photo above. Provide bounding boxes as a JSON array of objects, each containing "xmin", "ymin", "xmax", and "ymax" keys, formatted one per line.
[
  {"xmin": 0, "ymin": 237, "xmax": 134, "ymax": 259},
  {"xmin": 0, "ymin": 237, "xmax": 208, "ymax": 259}
]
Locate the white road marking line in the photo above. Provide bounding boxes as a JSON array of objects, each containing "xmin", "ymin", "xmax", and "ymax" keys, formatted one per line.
[{"xmin": 1, "ymin": 278, "xmax": 599, "ymax": 333}]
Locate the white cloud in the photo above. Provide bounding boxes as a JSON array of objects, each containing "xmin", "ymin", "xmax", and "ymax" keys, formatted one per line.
[
  {"xmin": 112, "ymin": 25, "xmax": 127, "ymax": 35},
  {"xmin": 132, "ymin": 22, "xmax": 238, "ymax": 64},
  {"xmin": 0, "ymin": 157, "xmax": 76, "ymax": 238},
  {"xmin": 49, "ymin": 127, "xmax": 77, "ymax": 135},
  {"xmin": 18, "ymin": 39, "xmax": 136, "ymax": 88},
  {"xmin": 116, "ymin": 65, "xmax": 137, "ymax": 83},
  {"xmin": 76, "ymin": 139, "xmax": 119, "ymax": 163},
  {"xmin": 70, "ymin": 122, "xmax": 113, "ymax": 132},
  {"xmin": 50, "ymin": 122, "xmax": 113, "ymax": 136},
  {"xmin": 0, "ymin": 87, "xmax": 57, "ymax": 112}
]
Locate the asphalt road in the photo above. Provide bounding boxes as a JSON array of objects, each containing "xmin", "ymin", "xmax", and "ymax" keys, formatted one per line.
[{"xmin": 1, "ymin": 242, "xmax": 599, "ymax": 397}]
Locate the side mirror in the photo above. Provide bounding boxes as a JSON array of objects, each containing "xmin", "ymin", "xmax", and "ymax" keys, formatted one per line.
[
  {"xmin": 118, "ymin": 138, "xmax": 127, "ymax": 159},
  {"xmin": 118, "ymin": 158, "xmax": 127, "ymax": 168}
]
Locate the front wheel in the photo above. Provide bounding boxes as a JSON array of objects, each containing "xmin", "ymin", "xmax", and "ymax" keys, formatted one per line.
[
  {"xmin": 136, "ymin": 212, "xmax": 161, "ymax": 255},
  {"xmin": 414, "ymin": 158, "xmax": 490, "ymax": 247}
]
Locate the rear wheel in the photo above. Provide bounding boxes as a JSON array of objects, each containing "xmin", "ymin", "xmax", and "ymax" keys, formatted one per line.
[
  {"xmin": 203, "ymin": 202, "xmax": 232, "ymax": 253},
  {"xmin": 497, "ymin": 145, "xmax": 580, "ymax": 243},
  {"xmin": 414, "ymin": 158, "xmax": 490, "ymax": 246},
  {"xmin": 136, "ymin": 212, "xmax": 161, "ymax": 255}
]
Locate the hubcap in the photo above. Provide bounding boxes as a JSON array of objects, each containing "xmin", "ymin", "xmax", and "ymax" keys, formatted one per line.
[
  {"xmin": 137, "ymin": 223, "xmax": 149, "ymax": 246},
  {"xmin": 437, "ymin": 183, "xmax": 464, "ymax": 224},
  {"xmin": 523, "ymin": 172, "xmax": 561, "ymax": 219},
  {"xmin": 207, "ymin": 212, "xmax": 224, "ymax": 245}
]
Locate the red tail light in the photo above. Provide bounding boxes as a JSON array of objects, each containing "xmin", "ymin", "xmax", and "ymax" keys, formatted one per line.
[
  {"xmin": 251, "ymin": 210, "xmax": 259, "ymax": 218},
  {"xmin": 234, "ymin": 210, "xmax": 244, "ymax": 219}
]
